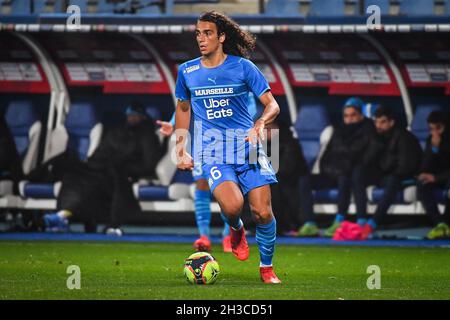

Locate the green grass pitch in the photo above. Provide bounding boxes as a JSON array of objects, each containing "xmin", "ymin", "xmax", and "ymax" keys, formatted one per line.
[{"xmin": 1, "ymin": 241, "xmax": 450, "ymax": 300}]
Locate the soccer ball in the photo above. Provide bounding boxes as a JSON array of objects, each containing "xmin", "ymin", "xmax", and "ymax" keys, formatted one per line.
[{"xmin": 184, "ymin": 252, "xmax": 220, "ymax": 285}]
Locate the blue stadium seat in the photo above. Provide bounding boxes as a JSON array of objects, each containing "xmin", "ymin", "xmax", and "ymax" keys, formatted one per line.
[
  {"xmin": 443, "ymin": 0, "xmax": 450, "ymax": 15},
  {"xmin": 172, "ymin": 169, "xmax": 193, "ymax": 185},
  {"xmin": 134, "ymin": 0, "xmax": 162, "ymax": 14},
  {"xmin": 136, "ymin": 185, "xmax": 169, "ymax": 200},
  {"xmin": 136, "ymin": 168, "xmax": 193, "ymax": 201},
  {"xmin": 309, "ymin": 0, "xmax": 360, "ymax": 16},
  {"xmin": 66, "ymin": 0, "xmax": 96, "ymax": 13},
  {"xmin": 313, "ymin": 189, "xmax": 340, "ymax": 203},
  {"xmin": 71, "ymin": 0, "xmax": 150, "ymax": 14},
  {"xmin": 265, "ymin": 0, "xmax": 300, "ymax": 16},
  {"xmin": 96, "ymin": 0, "xmax": 122, "ymax": 14},
  {"xmin": 33, "ymin": 0, "xmax": 65, "ymax": 14},
  {"xmin": 400, "ymin": 0, "xmax": 435, "ymax": 16},
  {"xmin": 174, "ymin": 0, "xmax": 219, "ymax": 3},
  {"xmin": 4, "ymin": 100, "xmax": 42, "ymax": 175},
  {"xmin": 93, "ymin": 0, "xmax": 162, "ymax": 14},
  {"xmin": 364, "ymin": 0, "xmax": 392, "ymax": 15},
  {"xmin": 368, "ymin": 182, "xmax": 417, "ymax": 205},
  {"xmin": 295, "ymin": 105, "xmax": 338, "ymax": 204},
  {"xmin": 0, "ymin": 0, "xmax": 31, "ymax": 15},
  {"xmin": 411, "ymin": 104, "xmax": 443, "ymax": 148},
  {"xmin": 370, "ymin": 188, "xmax": 404, "ymax": 203},
  {"xmin": 362, "ymin": 103, "xmax": 380, "ymax": 119},
  {"xmin": 294, "ymin": 104, "xmax": 331, "ymax": 169},
  {"xmin": 20, "ymin": 181, "xmax": 61, "ymax": 199},
  {"xmin": 434, "ymin": 188, "xmax": 450, "ymax": 203},
  {"xmin": 0, "ymin": 100, "xmax": 42, "ymax": 197},
  {"xmin": 19, "ymin": 102, "xmax": 103, "ymax": 199},
  {"xmin": 65, "ymin": 102, "xmax": 103, "ymax": 161}
]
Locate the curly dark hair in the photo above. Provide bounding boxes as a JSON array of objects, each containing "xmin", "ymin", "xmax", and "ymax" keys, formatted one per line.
[{"xmin": 198, "ymin": 11, "xmax": 256, "ymax": 59}]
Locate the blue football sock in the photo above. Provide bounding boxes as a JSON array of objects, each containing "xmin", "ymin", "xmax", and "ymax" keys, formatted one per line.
[
  {"xmin": 256, "ymin": 218, "xmax": 277, "ymax": 267},
  {"xmin": 220, "ymin": 212, "xmax": 243, "ymax": 230},
  {"xmin": 222, "ymin": 219, "xmax": 230, "ymax": 238},
  {"xmin": 195, "ymin": 189, "xmax": 211, "ymax": 238}
]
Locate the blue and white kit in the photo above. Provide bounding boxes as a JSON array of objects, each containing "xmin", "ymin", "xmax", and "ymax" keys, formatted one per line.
[{"xmin": 175, "ymin": 55, "xmax": 277, "ymax": 195}]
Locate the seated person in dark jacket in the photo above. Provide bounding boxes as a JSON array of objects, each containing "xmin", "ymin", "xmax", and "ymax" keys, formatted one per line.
[
  {"xmin": 300, "ymin": 97, "xmax": 378, "ymax": 237},
  {"xmin": 0, "ymin": 113, "xmax": 22, "ymax": 188},
  {"xmin": 267, "ymin": 120, "xmax": 309, "ymax": 236},
  {"xmin": 363, "ymin": 106, "xmax": 423, "ymax": 238},
  {"xmin": 416, "ymin": 111, "xmax": 450, "ymax": 239},
  {"xmin": 37, "ymin": 102, "xmax": 162, "ymax": 234}
]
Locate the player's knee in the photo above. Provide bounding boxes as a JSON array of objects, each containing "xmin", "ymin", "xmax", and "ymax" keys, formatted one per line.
[
  {"xmin": 221, "ymin": 199, "xmax": 243, "ymax": 217},
  {"xmin": 251, "ymin": 206, "xmax": 273, "ymax": 224},
  {"xmin": 196, "ymin": 179, "xmax": 209, "ymax": 191}
]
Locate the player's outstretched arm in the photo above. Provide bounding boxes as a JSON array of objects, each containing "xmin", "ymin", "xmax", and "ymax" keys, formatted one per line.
[
  {"xmin": 247, "ymin": 91, "xmax": 280, "ymax": 146},
  {"xmin": 175, "ymin": 99, "xmax": 194, "ymax": 170}
]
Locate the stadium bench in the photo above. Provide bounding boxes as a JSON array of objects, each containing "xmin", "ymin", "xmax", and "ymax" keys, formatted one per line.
[
  {"xmin": 19, "ymin": 101, "xmax": 103, "ymax": 200},
  {"xmin": 4, "ymin": 100, "xmax": 42, "ymax": 176},
  {"xmin": 0, "ymin": 100, "xmax": 41, "ymax": 199}
]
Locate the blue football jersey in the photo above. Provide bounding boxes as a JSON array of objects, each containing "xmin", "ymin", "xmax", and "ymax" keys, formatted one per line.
[{"xmin": 175, "ymin": 55, "xmax": 270, "ymax": 164}]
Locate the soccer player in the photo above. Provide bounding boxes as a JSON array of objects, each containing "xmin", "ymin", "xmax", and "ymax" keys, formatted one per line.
[
  {"xmin": 158, "ymin": 93, "xmax": 258, "ymax": 252},
  {"xmin": 174, "ymin": 11, "xmax": 281, "ymax": 284}
]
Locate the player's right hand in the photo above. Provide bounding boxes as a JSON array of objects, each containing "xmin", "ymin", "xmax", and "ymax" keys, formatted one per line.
[
  {"xmin": 156, "ymin": 120, "xmax": 174, "ymax": 137},
  {"xmin": 177, "ymin": 150, "xmax": 194, "ymax": 171}
]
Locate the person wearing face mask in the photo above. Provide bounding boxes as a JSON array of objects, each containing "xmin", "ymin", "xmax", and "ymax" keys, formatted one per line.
[
  {"xmin": 312, "ymin": 97, "xmax": 379, "ymax": 237},
  {"xmin": 40, "ymin": 102, "xmax": 162, "ymax": 234},
  {"xmin": 416, "ymin": 110, "xmax": 450, "ymax": 239},
  {"xmin": 362, "ymin": 105, "xmax": 423, "ymax": 239}
]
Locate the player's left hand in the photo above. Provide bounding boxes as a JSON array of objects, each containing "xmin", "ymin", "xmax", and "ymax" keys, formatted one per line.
[{"xmin": 246, "ymin": 118, "xmax": 265, "ymax": 146}]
